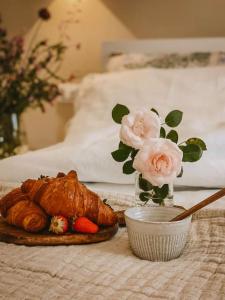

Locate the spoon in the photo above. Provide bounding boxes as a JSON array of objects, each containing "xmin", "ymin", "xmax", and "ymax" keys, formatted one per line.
[{"xmin": 170, "ymin": 188, "xmax": 225, "ymax": 222}]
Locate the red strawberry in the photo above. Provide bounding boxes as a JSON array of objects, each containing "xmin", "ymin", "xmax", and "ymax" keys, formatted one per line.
[
  {"xmin": 49, "ymin": 216, "xmax": 68, "ymax": 234},
  {"xmin": 73, "ymin": 217, "xmax": 99, "ymax": 234}
]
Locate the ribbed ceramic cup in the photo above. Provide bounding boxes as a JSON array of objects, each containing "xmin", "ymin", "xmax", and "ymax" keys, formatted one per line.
[{"xmin": 125, "ymin": 206, "xmax": 191, "ymax": 261}]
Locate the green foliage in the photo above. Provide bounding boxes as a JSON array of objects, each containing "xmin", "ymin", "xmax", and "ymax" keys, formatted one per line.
[
  {"xmin": 150, "ymin": 108, "xmax": 159, "ymax": 116},
  {"xmin": 119, "ymin": 141, "xmax": 132, "ymax": 151},
  {"xmin": 0, "ymin": 29, "xmax": 66, "ymax": 116},
  {"xmin": 186, "ymin": 137, "xmax": 207, "ymax": 151},
  {"xmin": 138, "ymin": 173, "xmax": 169, "ymax": 205},
  {"xmin": 131, "ymin": 149, "xmax": 139, "ymax": 159},
  {"xmin": 138, "ymin": 182, "xmax": 169, "ymax": 205},
  {"xmin": 111, "ymin": 138, "xmax": 137, "ymax": 175},
  {"xmin": 177, "ymin": 166, "xmax": 183, "ymax": 178},
  {"xmin": 112, "ymin": 104, "xmax": 129, "ymax": 124},
  {"xmin": 138, "ymin": 174, "xmax": 153, "ymax": 191},
  {"xmin": 166, "ymin": 130, "xmax": 178, "ymax": 143},
  {"xmin": 139, "ymin": 192, "xmax": 150, "ymax": 202},
  {"xmin": 151, "ymin": 184, "xmax": 169, "ymax": 204},
  {"xmin": 123, "ymin": 160, "xmax": 135, "ymax": 174},
  {"xmin": 0, "ymin": 15, "xmax": 66, "ymax": 158},
  {"xmin": 111, "ymin": 149, "xmax": 130, "ymax": 162},
  {"xmin": 179, "ymin": 144, "xmax": 203, "ymax": 162},
  {"xmin": 160, "ymin": 127, "xmax": 166, "ymax": 138},
  {"xmin": 165, "ymin": 110, "xmax": 183, "ymax": 127}
]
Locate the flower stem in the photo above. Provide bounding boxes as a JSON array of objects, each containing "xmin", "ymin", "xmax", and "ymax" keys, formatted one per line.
[{"xmin": 25, "ymin": 20, "xmax": 42, "ymax": 61}]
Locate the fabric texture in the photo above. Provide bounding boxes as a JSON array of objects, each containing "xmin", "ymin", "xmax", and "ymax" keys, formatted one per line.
[
  {"xmin": 106, "ymin": 51, "xmax": 225, "ymax": 72},
  {"xmin": 0, "ymin": 186, "xmax": 225, "ymax": 300}
]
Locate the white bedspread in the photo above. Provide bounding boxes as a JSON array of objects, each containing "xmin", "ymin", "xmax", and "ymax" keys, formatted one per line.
[{"xmin": 0, "ymin": 183, "xmax": 225, "ymax": 299}]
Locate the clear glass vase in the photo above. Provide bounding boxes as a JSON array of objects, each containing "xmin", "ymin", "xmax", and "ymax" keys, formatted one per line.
[
  {"xmin": 0, "ymin": 113, "xmax": 22, "ymax": 159},
  {"xmin": 135, "ymin": 172, "xmax": 174, "ymax": 207}
]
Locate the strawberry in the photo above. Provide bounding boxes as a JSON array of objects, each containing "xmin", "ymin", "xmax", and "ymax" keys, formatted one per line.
[
  {"xmin": 73, "ymin": 217, "xmax": 99, "ymax": 234},
  {"xmin": 49, "ymin": 216, "xmax": 68, "ymax": 234}
]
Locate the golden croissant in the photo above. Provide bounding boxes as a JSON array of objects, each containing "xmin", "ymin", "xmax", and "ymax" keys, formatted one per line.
[
  {"xmin": 0, "ymin": 188, "xmax": 47, "ymax": 232},
  {"xmin": 0, "ymin": 170, "xmax": 117, "ymax": 233}
]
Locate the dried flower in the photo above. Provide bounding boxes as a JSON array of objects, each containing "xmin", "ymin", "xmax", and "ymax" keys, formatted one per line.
[
  {"xmin": 0, "ymin": 27, "xmax": 6, "ymax": 38},
  {"xmin": 12, "ymin": 36, "xmax": 24, "ymax": 47},
  {"xmin": 38, "ymin": 8, "xmax": 51, "ymax": 21},
  {"xmin": 0, "ymin": 11, "xmax": 66, "ymax": 158},
  {"xmin": 0, "ymin": 18, "xmax": 66, "ymax": 116}
]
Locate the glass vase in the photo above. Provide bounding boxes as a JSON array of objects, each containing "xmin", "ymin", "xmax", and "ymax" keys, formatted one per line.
[
  {"xmin": 0, "ymin": 113, "xmax": 22, "ymax": 159},
  {"xmin": 135, "ymin": 172, "xmax": 174, "ymax": 207}
]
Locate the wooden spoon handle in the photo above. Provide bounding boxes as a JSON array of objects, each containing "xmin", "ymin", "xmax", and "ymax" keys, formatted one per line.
[{"xmin": 170, "ymin": 188, "xmax": 225, "ymax": 222}]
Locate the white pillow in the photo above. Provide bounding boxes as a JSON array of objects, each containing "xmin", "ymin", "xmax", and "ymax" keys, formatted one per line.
[
  {"xmin": 66, "ymin": 66, "xmax": 225, "ymax": 141},
  {"xmin": 0, "ymin": 66, "xmax": 225, "ymax": 187}
]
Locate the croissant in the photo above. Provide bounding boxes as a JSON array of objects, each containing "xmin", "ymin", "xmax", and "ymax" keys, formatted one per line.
[
  {"xmin": 21, "ymin": 170, "xmax": 117, "ymax": 227},
  {"xmin": 0, "ymin": 188, "xmax": 47, "ymax": 232}
]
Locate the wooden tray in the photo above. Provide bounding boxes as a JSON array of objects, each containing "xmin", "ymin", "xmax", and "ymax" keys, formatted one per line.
[{"xmin": 0, "ymin": 216, "xmax": 119, "ymax": 246}]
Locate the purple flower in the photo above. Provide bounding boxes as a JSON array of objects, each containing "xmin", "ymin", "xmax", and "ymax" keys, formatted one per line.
[{"xmin": 38, "ymin": 8, "xmax": 51, "ymax": 21}]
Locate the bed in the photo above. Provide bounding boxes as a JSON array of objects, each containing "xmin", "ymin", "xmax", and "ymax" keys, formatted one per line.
[{"xmin": 0, "ymin": 38, "xmax": 225, "ymax": 299}]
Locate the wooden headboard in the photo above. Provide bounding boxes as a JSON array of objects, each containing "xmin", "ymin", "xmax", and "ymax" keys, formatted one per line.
[{"xmin": 102, "ymin": 38, "xmax": 225, "ymax": 67}]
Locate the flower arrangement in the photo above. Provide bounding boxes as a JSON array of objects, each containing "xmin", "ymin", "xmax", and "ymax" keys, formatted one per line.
[
  {"xmin": 0, "ymin": 8, "xmax": 66, "ymax": 158},
  {"xmin": 111, "ymin": 104, "xmax": 207, "ymax": 206}
]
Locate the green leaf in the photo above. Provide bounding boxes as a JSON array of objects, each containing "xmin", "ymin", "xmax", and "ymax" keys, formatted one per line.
[
  {"xmin": 152, "ymin": 184, "xmax": 169, "ymax": 204},
  {"xmin": 177, "ymin": 166, "xmax": 183, "ymax": 178},
  {"xmin": 119, "ymin": 141, "xmax": 132, "ymax": 151},
  {"xmin": 155, "ymin": 184, "xmax": 169, "ymax": 199},
  {"xmin": 160, "ymin": 127, "xmax": 166, "ymax": 138},
  {"xmin": 131, "ymin": 149, "xmax": 139, "ymax": 160},
  {"xmin": 138, "ymin": 174, "xmax": 154, "ymax": 191},
  {"xmin": 166, "ymin": 130, "xmax": 178, "ymax": 143},
  {"xmin": 139, "ymin": 192, "xmax": 151, "ymax": 202},
  {"xmin": 179, "ymin": 144, "xmax": 203, "ymax": 162},
  {"xmin": 186, "ymin": 138, "xmax": 207, "ymax": 151},
  {"xmin": 123, "ymin": 160, "xmax": 135, "ymax": 174},
  {"xmin": 151, "ymin": 108, "xmax": 159, "ymax": 116},
  {"xmin": 118, "ymin": 142, "xmax": 137, "ymax": 159},
  {"xmin": 119, "ymin": 142, "xmax": 133, "ymax": 158},
  {"xmin": 165, "ymin": 110, "xmax": 183, "ymax": 128},
  {"xmin": 112, "ymin": 104, "xmax": 129, "ymax": 124},
  {"xmin": 111, "ymin": 149, "xmax": 130, "ymax": 162}
]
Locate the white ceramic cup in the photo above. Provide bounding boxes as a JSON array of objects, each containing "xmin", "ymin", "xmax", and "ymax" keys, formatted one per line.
[{"xmin": 125, "ymin": 206, "xmax": 192, "ymax": 261}]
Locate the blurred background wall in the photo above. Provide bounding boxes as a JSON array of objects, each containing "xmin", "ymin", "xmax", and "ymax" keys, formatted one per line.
[
  {"xmin": 1, "ymin": 0, "xmax": 225, "ymax": 77},
  {"xmin": 0, "ymin": 0, "xmax": 225, "ymax": 149}
]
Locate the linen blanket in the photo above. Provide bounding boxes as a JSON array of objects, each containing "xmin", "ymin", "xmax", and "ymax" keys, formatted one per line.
[{"xmin": 0, "ymin": 186, "xmax": 225, "ymax": 300}]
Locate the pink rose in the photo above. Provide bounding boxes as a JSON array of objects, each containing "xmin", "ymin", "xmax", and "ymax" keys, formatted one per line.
[
  {"xmin": 133, "ymin": 138, "xmax": 183, "ymax": 186},
  {"xmin": 120, "ymin": 109, "xmax": 160, "ymax": 149}
]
